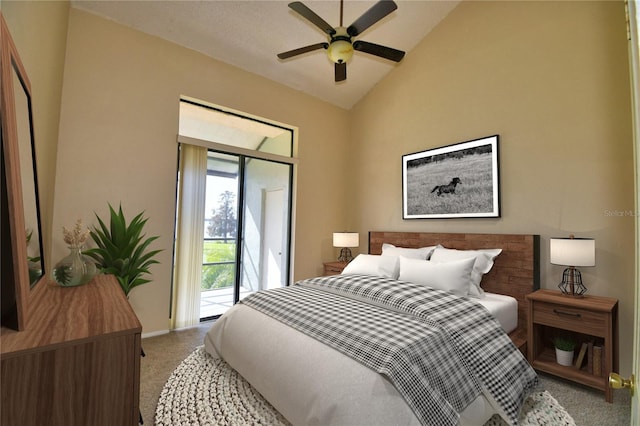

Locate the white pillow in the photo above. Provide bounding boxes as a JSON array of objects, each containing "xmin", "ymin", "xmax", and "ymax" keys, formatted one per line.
[
  {"xmin": 341, "ymin": 254, "xmax": 400, "ymax": 279},
  {"xmin": 381, "ymin": 243, "xmax": 436, "ymax": 260},
  {"xmin": 398, "ymin": 256, "xmax": 475, "ymax": 296},
  {"xmin": 429, "ymin": 246, "xmax": 502, "ymax": 298}
]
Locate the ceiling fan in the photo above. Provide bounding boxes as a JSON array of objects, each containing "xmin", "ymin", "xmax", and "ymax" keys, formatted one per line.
[{"xmin": 277, "ymin": 0, "xmax": 405, "ymax": 82}]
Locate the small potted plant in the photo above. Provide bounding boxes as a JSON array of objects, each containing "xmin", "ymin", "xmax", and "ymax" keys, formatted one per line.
[
  {"xmin": 85, "ymin": 204, "xmax": 162, "ymax": 296},
  {"xmin": 553, "ymin": 336, "xmax": 576, "ymax": 366}
]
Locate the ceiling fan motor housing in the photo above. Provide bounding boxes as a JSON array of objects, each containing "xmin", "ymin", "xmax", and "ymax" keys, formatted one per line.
[{"xmin": 327, "ymin": 28, "xmax": 354, "ymax": 64}]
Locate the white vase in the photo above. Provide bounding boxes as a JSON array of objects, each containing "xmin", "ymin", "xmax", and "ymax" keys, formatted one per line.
[{"xmin": 555, "ymin": 348, "xmax": 574, "ymax": 366}]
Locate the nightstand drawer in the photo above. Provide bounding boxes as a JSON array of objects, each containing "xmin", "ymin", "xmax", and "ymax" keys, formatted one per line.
[
  {"xmin": 324, "ymin": 266, "xmax": 342, "ymax": 275},
  {"xmin": 533, "ymin": 301, "xmax": 607, "ymax": 336},
  {"xmin": 323, "ymin": 262, "xmax": 347, "ymax": 276}
]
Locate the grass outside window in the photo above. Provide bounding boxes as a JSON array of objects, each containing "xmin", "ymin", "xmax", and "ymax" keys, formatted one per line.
[{"xmin": 202, "ymin": 240, "xmax": 235, "ymax": 290}]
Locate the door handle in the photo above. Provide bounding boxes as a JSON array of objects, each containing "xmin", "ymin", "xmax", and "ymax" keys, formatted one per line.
[{"xmin": 609, "ymin": 372, "xmax": 635, "ymax": 396}]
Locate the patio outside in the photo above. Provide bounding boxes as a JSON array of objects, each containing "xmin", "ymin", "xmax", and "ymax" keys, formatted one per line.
[{"xmin": 200, "ymin": 285, "xmax": 252, "ymax": 319}]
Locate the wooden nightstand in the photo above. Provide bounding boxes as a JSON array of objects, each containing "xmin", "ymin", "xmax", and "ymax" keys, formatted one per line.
[
  {"xmin": 323, "ymin": 261, "xmax": 347, "ymax": 276},
  {"xmin": 526, "ymin": 289, "xmax": 618, "ymax": 402}
]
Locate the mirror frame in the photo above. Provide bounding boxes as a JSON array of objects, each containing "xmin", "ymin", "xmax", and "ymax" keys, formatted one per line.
[
  {"xmin": 1, "ymin": 14, "xmax": 45, "ymax": 331},
  {"xmin": 11, "ymin": 31, "xmax": 44, "ymax": 289}
]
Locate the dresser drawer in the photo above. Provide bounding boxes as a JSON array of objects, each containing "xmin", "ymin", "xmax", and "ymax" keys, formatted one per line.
[{"xmin": 532, "ymin": 301, "xmax": 607, "ymax": 336}]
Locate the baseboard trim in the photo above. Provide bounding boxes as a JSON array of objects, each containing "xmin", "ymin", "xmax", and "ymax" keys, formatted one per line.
[{"xmin": 142, "ymin": 329, "xmax": 170, "ymax": 339}]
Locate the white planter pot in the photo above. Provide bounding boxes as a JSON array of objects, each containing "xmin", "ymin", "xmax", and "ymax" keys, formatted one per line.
[{"xmin": 555, "ymin": 348, "xmax": 574, "ymax": 366}]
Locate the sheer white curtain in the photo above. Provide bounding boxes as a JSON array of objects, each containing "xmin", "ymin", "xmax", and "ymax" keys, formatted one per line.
[{"xmin": 171, "ymin": 143, "xmax": 208, "ymax": 329}]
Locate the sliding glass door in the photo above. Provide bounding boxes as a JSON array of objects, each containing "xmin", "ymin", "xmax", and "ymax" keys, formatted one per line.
[
  {"xmin": 200, "ymin": 153, "xmax": 240, "ymax": 319},
  {"xmin": 239, "ymin": 157, "xmax": 292, "ymax": 298},
  {"xmin": 199, "ymin": 151, "xmax": 292, "ymax": 320}
]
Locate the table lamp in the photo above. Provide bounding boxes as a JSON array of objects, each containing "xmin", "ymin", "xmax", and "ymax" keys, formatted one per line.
[
  {"xmin": 550, "ymin": 235, "xmax": 595, "ymax": 297},
  {"xmin": 333, "ymin": 232, "xmax": 359, "ymax": 263}
]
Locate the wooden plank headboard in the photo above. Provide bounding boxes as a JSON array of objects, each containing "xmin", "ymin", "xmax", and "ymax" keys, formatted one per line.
[{"xmin": 369, "ymin": 231, "xmax": 540, "ymax": 352}]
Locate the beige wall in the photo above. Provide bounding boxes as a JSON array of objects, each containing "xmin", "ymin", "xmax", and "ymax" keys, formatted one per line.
[
  {"xmin": 350, "ymin": 0, "xmax": 635, "ymax": 375},
  {"xmin": 2, "ymin": 0, "xmax": 69, "ymax": 271},
  {"xmin": 53, "ymin": 9, "xmax": 350, "ymax": 334}
]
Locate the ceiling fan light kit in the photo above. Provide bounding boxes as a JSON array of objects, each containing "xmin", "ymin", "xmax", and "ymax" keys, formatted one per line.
[
  {"xmin": 327, "ymin": 29, "xmax": 354, "ymax": 64},
  {"xmin": 277, "ymin": 0, "xmax": 405, "ymax": 82}
]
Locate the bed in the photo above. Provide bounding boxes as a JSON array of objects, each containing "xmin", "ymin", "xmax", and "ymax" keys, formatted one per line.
[
  {"xmin": 204, "ymin": 231, "xmax": 540, "ymax": 425},
  {"xmin": 368, "ymin": 231, "xmax": 540, "ymax": 354}
]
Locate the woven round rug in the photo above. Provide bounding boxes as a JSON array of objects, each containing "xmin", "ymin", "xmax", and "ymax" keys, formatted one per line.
[{"xmin": 155, "ymin": 346, "xmax": 575, "ymax": 426}]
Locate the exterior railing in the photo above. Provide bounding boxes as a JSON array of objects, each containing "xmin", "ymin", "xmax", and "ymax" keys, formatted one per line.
[{"xmin": 202, "ymin": 237, "xmax": 235, "ymax": 290}]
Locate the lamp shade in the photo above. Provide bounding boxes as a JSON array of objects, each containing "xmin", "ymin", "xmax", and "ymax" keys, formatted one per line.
[
  {"xmin": 550, "ymin": 237, "xmax": 595, "ymax": 267},
  {"xmin": 333, "ymin": 232, "xmax": 359, "ymax": 248}
]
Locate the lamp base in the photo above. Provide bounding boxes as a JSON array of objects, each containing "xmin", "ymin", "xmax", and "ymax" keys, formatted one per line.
[
  {"xmin": 558, "ymin": 267, "xmax": 587, "ymax": 297},
  {"xmin": 337, "ymin": 247, "xmax": 353, "ymax": 263}
]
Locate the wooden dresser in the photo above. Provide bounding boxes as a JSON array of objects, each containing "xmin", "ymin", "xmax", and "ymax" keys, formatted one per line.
[{"xmin": 1, "ymin": 274, "xmax": 142, "ymax": 425}]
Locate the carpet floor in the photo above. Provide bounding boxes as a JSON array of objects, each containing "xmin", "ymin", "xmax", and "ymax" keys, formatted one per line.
[
  {"xmin": 140, "ymin": 322, "xmax": 631, "ymax": 425},
  {"xmin": 155, "ymin": 346, "xmax": 575, "ymax": 425}
]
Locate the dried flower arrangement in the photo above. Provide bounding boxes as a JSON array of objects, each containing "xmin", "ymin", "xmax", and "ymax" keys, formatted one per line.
[{"xmin": 62, "ymin": 219, "xmax": 91, "ymax": 247}]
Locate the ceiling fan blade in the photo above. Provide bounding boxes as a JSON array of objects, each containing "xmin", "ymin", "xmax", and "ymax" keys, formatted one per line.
[
  {"xmin": 347, "ymin": 1, "xmax": 397, "ymax": 37},
  {"xmin": 353, "ymin": 40, "xmax": 405, "ymax": 62},
  {"xmin": 335, "ymin": 62, "xmax": 347, "ymax": 82},
  {"xmin": 289, "ymin": 2, "xmax": 336, "ymax": 35},
  {"xmin": 277, "ymin": 42, "xmax": 328, "ymax": 60}
]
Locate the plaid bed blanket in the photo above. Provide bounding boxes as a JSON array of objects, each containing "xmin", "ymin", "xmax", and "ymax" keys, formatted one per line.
[{"xmin": 240, "ymin": 274, "xmax": 537, "ymax": 425}]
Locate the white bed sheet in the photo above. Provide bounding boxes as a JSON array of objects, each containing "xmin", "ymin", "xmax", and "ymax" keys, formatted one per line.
[
  {"xmin": 205, "ymin": 303, "xmax": 503, "ymax": 426},
  {"xmin": 477, "ymin": 292, "xmax": 518, "ymax": 334}
]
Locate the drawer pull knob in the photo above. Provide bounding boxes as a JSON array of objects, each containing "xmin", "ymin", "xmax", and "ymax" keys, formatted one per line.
[{"xmin": 553, "ymin": 309, "xmax": 581, "ymax": 318}]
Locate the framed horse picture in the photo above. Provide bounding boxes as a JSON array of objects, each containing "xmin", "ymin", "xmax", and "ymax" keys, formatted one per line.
[{"xmin": 402, "ymin": 135, "xmax": 500, "ymax": 219}]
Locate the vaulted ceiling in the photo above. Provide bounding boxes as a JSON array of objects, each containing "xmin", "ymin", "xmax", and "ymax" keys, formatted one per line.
[{"xmin": 71, "ymin": 1, "xmax": 459, "ymax": 109}]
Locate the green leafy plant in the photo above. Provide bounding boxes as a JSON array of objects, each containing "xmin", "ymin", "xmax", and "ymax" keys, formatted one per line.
[
  {"xmin": 26, "ymin": 229, "xmax": 42, "ymax": 284},
  {"xmin": 553, "ymin": 336, "xmax": 576, "ymax": 351},
  {"xmin": 52, "ymin": 263, "xmax": 72, "ymax": 286},
  {"xmin": 85, "ymin": 204, "xmax": 162, "ymax": 296},
  {"xmin": 25, "ymin": 229, "xmax": 41, "ymax": 264}
]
